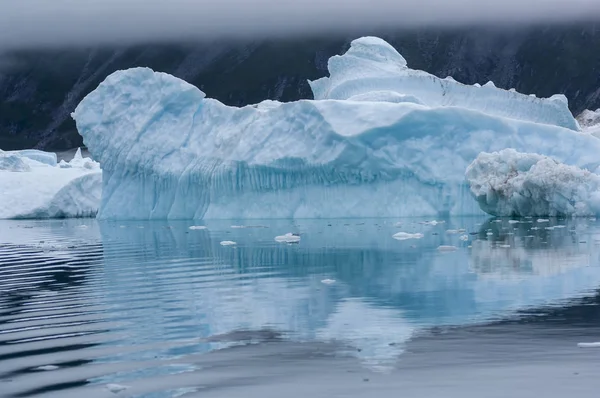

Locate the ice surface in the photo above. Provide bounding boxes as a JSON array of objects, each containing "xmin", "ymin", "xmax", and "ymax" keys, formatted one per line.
[
  {"xmin": 466, "ymin": 149, "xmax": 600, "ymax": 217},
  {"xmin": 0, "ymin": 149, "xmax": 102, "ymax": 219},
  {"xmin": 310, "ymin": 37, "xmax": 578, "ymax": 130},
  {"xmin": 577, "ymin": 108, "xmax": 600, "ymax": 138},
  {"xmin": 5, "ymin": 149, "xmax": 57, "ymax": 166},
  {"xmin": 0, "ymin": 153, "xmax": 31, "ymax": 172},
  {"xmin": 72, "ymin": 37, "xmax": 600, "ymax": 220}
]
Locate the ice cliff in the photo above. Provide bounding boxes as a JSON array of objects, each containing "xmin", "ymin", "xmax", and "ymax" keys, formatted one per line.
[
  {"xmin": 0, "ymin": 148, "xmax": 102, "ymax": 219},
  {"xmin": 72, "ymin": 37, "xmax": 600, "ymax": 220}
]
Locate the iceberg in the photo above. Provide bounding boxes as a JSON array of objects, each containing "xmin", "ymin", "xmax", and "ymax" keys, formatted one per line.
[
  {"xmin": 0, "ymin": 148, "xmax": 102, "ymax": 219},
  {"xmin": 72, "ymin": 37, "xmax": 600, "ymax": 220},
  {"xmin": 466, "ymin": 149, "xmax": 600, "ymax": 217},
  {"xmin": 310, "ymin": 37, "xmax": 578, "ymax": 130}
]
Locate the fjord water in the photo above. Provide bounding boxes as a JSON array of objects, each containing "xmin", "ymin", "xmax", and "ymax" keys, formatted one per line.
[{"xmin": 1, "ymin": 217, "xmax": 600, "ymax": 397}]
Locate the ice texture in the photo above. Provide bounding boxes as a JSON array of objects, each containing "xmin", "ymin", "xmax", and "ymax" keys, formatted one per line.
[
  {"xmin": 466, "ymin": 149, "xmax": 600, "ymax": 217},
  {"xmin": 72, "ymin": 37, "xmax": 600, "ymax": 220},
  {"xmin": 0, "ymin": 149, "xmax": 101, "ymax": 219},
  {"xmin": 310, "ymin": 37, "xmax": 578, "ymax": 130},
  {"xmin": 577, "ymin": 108, "xmax": 600, "ymax": 138}
]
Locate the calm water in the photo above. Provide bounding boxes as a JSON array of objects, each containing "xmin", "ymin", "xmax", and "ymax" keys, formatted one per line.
[{"xmin": 1, "ymin": 217, "xmax": 600, "ymax": 397}]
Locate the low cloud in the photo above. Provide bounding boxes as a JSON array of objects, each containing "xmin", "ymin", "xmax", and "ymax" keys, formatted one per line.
[{"xmin": 1, "ymin": 0, "xmax": 599, "ymax": 50}]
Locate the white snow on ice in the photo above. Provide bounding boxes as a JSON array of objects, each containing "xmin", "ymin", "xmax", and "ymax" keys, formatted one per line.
[{"xmin": 0, "ymin": 148, "xmax": 102, "ymax": 219}]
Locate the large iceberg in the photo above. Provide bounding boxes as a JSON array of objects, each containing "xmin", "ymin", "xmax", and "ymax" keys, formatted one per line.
[
  {"xmin": 0, "ymin": 148, "xmax": 102, "ymax": 219},
  {"xmin": 466, "ymin": 149, "xmax": 600, "ymax": 217},
  {"xmin": 72, "ymin": 37, "xmax": 600, "ymax": 220}
]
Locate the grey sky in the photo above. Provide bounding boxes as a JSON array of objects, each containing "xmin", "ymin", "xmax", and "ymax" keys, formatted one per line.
[{"xmin": 0, "ymin": 0, "xmax": 599, "ymax": 50}]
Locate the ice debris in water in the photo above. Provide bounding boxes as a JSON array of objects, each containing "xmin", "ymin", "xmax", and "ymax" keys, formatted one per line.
[
  {"xmin": 459, "ymin": 235, "xmax": 469, "ymax": 241},
  {"xmin": 35, "ymin": 365, "xmax": 59, "ymax": 371},
  {"xmin": 577, "ymin": 342, "xmax": 600, "ymax": 348},
  {"xmin": 220, "ymin": 241, "xmax": 237, "ymax": 246},
  {"xmin": 106, "ymin": 384, "xmax": 129, "ymax": 393},
  {"xmin": 275, "ymin": 233, "xmax": 301, "ymax": 243},
  {"xmin": 321, "ymin": 279, "xmax": 336, "ymax": 285},
  {"xmin": 446, "ymin": 229, "xmax": 466, "ymax": 234},
  {"xmin": 466, "ymin": 149, "xmax": 600, "ymax": 217},
  {"xmin": 70, "ymin": 37, "xmax": 600, "ymax": 220},
  {"xmin": 189, "ymin": 226, "xmax": 208, "ymax": 230},
  {"xmin": 437, "ymin": 245, "xmax": 458, "ymax": 252},
  {"xmin": 393, "ymin": 232, "xmax": 424, "ymax": 241}
]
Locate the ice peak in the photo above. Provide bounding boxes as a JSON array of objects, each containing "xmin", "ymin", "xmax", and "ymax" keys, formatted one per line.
[{"xmin": 346, "ymin": 36, "xmax": 408, "ymax": 68}]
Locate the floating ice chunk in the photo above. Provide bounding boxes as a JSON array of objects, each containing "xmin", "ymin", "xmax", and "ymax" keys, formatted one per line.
[
  {"xmin": 446, "ymin": 229, "xmax": 466, "ymax": 234},
  {"xmin": 508, "ymin": 220, "xmax": 520, "ymax": 224},
  {"xmin": 498, "ymin": 244, "xmax": 511, "ymax": 248},
  {"xmin": 35, "ymin": 365, "xmax": 59, "ymax": 371},
  {"xmin": 393, "ymin": 222, "xmax": 403, "ymax": 227},
  {"xmin": 577, "ymin": 342, "xmax": 600, "ymax": 348},
  {"xmin": 275, "ymin": 233, "xmax": 301, "ymax": 243},
  {"xmin": 106, "ymin": 384, "xmax": 129, "ymax": 393},
  {"xmin": 537, "ymin": 219, "xmax": 550, "ymax": 223},
  {"xmin": 189, "ymin": 226, "xmax": 208, "ymax": 230},
  {"xmin": 459, "ymin": 235, "xmax": 469, "ymax": 241},
  {"xmin": 220, "ymin": 241, "xmax": 237, "ymax": 246},
  {"xmin": 421, "ymin": 221, "xmax": 445, "ymax": 226},
  {"xmin": 393, "ymin": 232, "xmax": 424, "ymax": 241},
  {"xmin": 321, "ymin": 279, "xmax": 336, "ymax": 285},
  {"xmin": 466, "ymin": 149, "xmax": 600, "ymax": 217},
  {"xmin": 437, "ymin": 245, "xmax": 458, "ymax": 252}
]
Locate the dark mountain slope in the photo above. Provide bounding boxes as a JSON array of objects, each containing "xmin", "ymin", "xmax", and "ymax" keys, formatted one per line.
[{"xmin": 1, "ymin": 23, "xmax": 600, "ymax": 150}]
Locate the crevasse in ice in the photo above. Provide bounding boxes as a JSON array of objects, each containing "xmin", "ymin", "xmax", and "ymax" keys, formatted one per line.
[{"xmin": 72, "ymin": 37, "xmax": 600, "ymax": 220}]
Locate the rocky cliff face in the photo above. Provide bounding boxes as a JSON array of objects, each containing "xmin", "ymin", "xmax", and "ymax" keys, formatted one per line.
[{"xmin": 1, "ymin": 23, "xmax": 600, "ymax": 150}]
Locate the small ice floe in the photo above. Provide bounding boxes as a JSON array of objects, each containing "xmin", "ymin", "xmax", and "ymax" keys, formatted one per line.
[
  {"xmin": 321, "ymin": 279, "xmax": 336, "ymax": 285},
  {"xmin": 421, "ymin": 220, "xmax": 445, "ymax": 226},
  {"xmin": 486, "ymin": 232, "xmax": 494, "ymax": 236},
  {"xmin": 590, "ymin": 218, "xmax": 597, "ymax": 222},
  {"xmin": 393, "ymin": 232, "xmax": 424, "ymax": 241},
  {"xmin": 231, "ymin": 225, "xmax": 245, "ymax": 229},
  {"xmin": 106, "ymin": 384, "xmax": 129, "ymax": 394},
  {"xmin": 531, "ymin": 227, "xmax": 540, "ymax": 231},
  {"xmin": 35, "ymin": 365, "xmax": 59, "ymax": 371},
  {"xmin": 492, "ymin": 219, "xmax": 502, "ymax": 223},
  {"xmin": 220, "ymin": 241, "xmax": 237, "ymax": 246},
  {"xmin": 446, "ymin": 229, "xmax": 467, "ymax": 234},
  {"xmin": 189, "ymin": 226, "xmax": 208, "ymax": 230},
  {"xmin": 577, "ymin": 342, "xmax": 600, "ymax": 348},
  {"xmin": 78, "ymin": 225, "xmax": 88, "ymax": 229},
  {"xmin": 437, "ymin": 245, "xmax": 458, "ymax": 252},
  {"xmin": 459, "ymin": 235, "xmax": 469, "ymax": 241},
  {"xmin": 545, "ymin": 226, "xmax": 555, "ymax": 231},
  {"xmin": 537, "ymin": 219, "xmax": 550, "ymax": 223},
  {"xmin": 508, "ymin": 220, "xmax": 520, "ymax": 224},
  {"xmin": 498, "ymin": 244, "xmax": 511, "ymax": 248},
  {"xmin": 275, "ymin": 233, "xmax": 301, "ymax": 243},
  {"xmin": 554, "ymin": 225, "xmax": 566, "ymax": 229},
  {"xmin": 394, "ymin": 222, "xmax": 403, "ymax": 227}
]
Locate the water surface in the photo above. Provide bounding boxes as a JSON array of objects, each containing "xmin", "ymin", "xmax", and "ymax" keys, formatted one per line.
[{"xmin": 1, "ymin": 217, "xmax": 600, "ymax": 397}]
